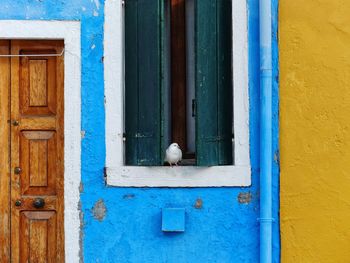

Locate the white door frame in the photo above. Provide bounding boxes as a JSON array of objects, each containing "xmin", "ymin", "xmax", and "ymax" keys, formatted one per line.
[{"xmin": 0, "ymin": 20, "xmax": 81, "ymax": 262}]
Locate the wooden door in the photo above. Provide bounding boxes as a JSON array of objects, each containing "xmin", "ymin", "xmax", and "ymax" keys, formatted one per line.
[{"xmin": 0, "ymin": 40, "xmax": 64, "ymax": 263}]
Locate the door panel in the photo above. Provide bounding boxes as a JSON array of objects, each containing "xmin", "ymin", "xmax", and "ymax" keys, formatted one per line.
[
  {"xmin": 19, "ymin": 50, "xmax": 57, "ymax": 116},
  {"xmin": 20, "ymin": 131, "xmax": 57, "ymax": 195},
  {"xmin": 20, "ymin": 211, "xmax": 57, "ymax": 263},
  {"xmin": 6, "ymin": 40, "xmax": 65, "ymax": 263}
]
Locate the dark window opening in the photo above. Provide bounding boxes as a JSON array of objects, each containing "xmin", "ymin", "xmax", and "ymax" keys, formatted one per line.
[{"xmin": 171, "ymin": 0, "xmax": 196, "ymax": 165}]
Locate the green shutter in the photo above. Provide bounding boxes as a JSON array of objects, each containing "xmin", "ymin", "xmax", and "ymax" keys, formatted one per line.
[
  {"xmin": 125, "ymin": 0, "xmax": 166, "ymax": 165},
  {"xmin": 195, "ymin": 0, "xmax": 233, "ymax": 166}
]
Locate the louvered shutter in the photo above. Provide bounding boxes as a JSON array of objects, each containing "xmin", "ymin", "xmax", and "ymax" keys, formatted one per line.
[
  {"xmin": 195, "ymin": 0, "xmax": 233, "ymax": 166},
  {"xmin": 125, "ymin": 0, "xmax": 167, "ymax": 165}
]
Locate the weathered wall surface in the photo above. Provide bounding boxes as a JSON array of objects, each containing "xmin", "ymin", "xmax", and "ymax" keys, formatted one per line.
[
  {"xmin": 0, "ymin": 0, "xmax": 280, "ymax": 262},
  {"xmin": 280, "ymin": 0, "xmax": 350, "ymax": 262}
]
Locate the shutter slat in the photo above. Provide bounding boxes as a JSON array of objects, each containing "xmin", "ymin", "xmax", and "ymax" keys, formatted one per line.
[
  {"xmin": 125, "ymin": 0, "xmax": 165, "ymax": 166},
  {"xmin": 196, "ymin": 0, "xmax": 233, "ymax": 166}
]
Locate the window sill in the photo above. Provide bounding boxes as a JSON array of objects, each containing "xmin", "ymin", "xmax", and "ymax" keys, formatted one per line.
[{"xmin": 106, "ymin": 165, "xmax": 251, "ymax": 187}]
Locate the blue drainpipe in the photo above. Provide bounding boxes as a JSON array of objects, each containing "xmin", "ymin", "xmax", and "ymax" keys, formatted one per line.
[{"xmin": 259, "ymin": 0, "xmax": 273, "ymax": 262}]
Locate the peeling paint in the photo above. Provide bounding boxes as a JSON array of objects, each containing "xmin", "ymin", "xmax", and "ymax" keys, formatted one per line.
[
  {"xmin": 274, "ymin": 150, "xmax": 279, "ymax": 164},
  {"xmin": 194, "ymin": 198, "xmax": 203, "ymax": 209},
  {"xmin": 238, "ymin": 192, "xmax": 252, "ymax": 204},
  {"xmin": 78, "ymin": 201, "xmax": 84, "ymax": 263},
  {"xmin": 92, "ymin": 199, "xmax": 107, "ymax": 222},
  {"xmin": 93, "ymin": 0, "xmax": 100, "ymax": 10}
]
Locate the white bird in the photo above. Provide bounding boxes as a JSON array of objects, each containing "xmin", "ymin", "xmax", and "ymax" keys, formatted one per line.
[{"xmin": 165, "ymin": 143, "xmax": 182, "ymax": 167}]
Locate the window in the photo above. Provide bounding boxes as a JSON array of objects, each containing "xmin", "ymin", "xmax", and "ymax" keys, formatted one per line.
[
  {"xmin": 125, "ymin": 0, "xmax": 233, "ymax": 166},
  {"xmin": 104, "ymin": 0, "xmax": 250, "ymax": 187}
]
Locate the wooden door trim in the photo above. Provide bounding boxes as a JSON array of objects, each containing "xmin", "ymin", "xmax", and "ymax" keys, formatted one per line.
[
  {"xmin": 0, "ymin": 40, "xmax": 11, "ymax": 262},
  {"xmin": 0, "ymin": 20, "xmax": 81, "ymax": 263}
]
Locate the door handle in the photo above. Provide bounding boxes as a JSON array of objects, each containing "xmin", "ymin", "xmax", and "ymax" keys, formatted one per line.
[{"xmin": 33, "ymin": 198, "xmax": 45, "ymax": 209}]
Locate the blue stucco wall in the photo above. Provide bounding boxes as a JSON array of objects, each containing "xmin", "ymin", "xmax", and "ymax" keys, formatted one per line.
[{"xmin": 0, "ymin": 0, "xmax": 279, "ymax": 262}]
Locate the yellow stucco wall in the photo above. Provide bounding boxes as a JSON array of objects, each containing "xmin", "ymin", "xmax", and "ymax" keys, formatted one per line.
[{"xmin": 280, "ymin": 0, "xmax": 350, "ymax": 262}]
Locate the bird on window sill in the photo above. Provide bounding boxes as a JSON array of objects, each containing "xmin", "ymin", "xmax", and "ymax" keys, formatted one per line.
[{"xmin": 165, "ymin": 143, "xmax": 182, "ymax": 167}]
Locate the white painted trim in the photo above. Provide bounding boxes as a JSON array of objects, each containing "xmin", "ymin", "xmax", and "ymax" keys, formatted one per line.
[
  {"xmin": 0, "ymin": 20, "xmax": 81, "ymax": 262},
  {"xmin": 107, "ymin": 165, "xmax": 250, "ymax": 187},
  {"xmin": 233, "ymin": 0, "xmax": 250, "ymax": 167},
  {"xmin": 104, "ymin": 0, "xmax": 250, "ymax": 187}
]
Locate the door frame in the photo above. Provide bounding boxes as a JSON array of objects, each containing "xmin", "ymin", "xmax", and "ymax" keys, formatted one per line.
[{"xmin": 0, "ymin": 20, "xmax": 81, "ymax": 262}]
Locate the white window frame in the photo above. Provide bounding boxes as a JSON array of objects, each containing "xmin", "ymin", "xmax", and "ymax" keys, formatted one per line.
[
  {"xmin": 104, "ymin": 0, "xmax": 250, "ymax": 187},
  {"xmin": 0, "ymin": 20, "xmax": 81, "ymax": 261}
]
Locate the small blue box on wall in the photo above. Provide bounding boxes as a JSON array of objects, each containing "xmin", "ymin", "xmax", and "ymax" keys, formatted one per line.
[{"xmin": 162, "ymin": 208, "xmax": 185, "ymax": 232}]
